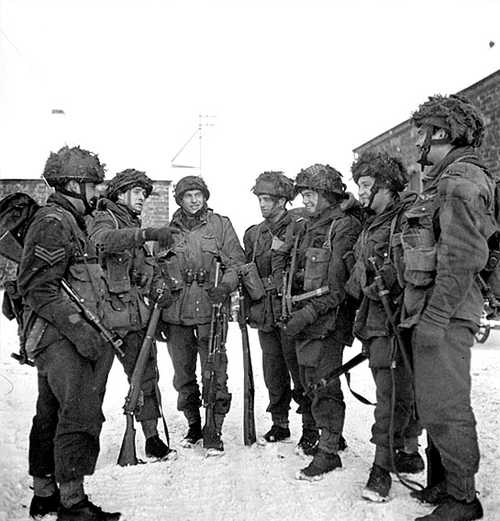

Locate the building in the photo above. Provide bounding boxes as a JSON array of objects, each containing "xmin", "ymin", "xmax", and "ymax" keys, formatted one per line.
[
  {"xmin": 0, "ymin": 179, "xmax": 171, "ymax": 286},
  {"xmin": 353, "ymin": 68, "xmax": 500, "ymax": 189}
]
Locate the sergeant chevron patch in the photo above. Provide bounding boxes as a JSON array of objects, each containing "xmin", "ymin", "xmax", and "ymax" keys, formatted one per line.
[{"xmin": 34, "ymin": 245, "xmax": 66, "ymax": 266}]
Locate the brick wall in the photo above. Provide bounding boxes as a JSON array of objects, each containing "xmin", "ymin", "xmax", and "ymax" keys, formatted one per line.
[
  {"xmin": 0, "ymin": 179, "xmax": 171, "ymax": 286},
  {"xmin": 353, "ymin": 68, "xmax": 500, "ymax": 186}
]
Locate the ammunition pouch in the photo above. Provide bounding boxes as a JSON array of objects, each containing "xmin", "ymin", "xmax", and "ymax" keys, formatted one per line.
[
  {"xmin": 106, "ymin": 252, "xmax": 132, "ymax": 294},
  {"xmin": 66, "ymin": 263, "xmax": 109, "ymax": 320},
  {"xmin": 401, "ymin": 205, "xmax": 437, "ymax": 288},
  {"xmin": 402, "ymin": 242, "xmax": 437, "ymax": 288},
  {"xmin": 240, "ymin": 262, "xmax": 266, "ymax": 301},
  {"xmin": 303, "ymin": 247, "xmax": 330, "ymax": 292}
]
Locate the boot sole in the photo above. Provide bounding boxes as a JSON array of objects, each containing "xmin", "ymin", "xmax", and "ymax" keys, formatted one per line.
[
  {"xmin": 361, "ymin": 487, "xmax": 391, "ymax": 503},
  {"xmin": 205, "ymin": 448, "xmax": 225, "ymax": 458},
  {"xmin": 295, "ymin": 470, "xmax": 325, "ymax": 481},
  {"xmin": 180, "ymin": 438, "xmax": 203, "ymax": 449},
  {"xmin": 146, "ymin": 448, "xmax": 178, "ymax": 462}
]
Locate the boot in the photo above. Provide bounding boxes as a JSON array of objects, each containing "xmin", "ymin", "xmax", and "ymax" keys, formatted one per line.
[
  {"xmin": 30, "ymin": 490, "xmax": 60, "ymax": 519},
  {"xmin": 395, "ymin": 450, "xmax": 425, "ymax": 474},
  {"xmin": 361, "ymin": 464, "xmax": 392, "ymax": 502},
  {"xmin": 263, "ymin": 425, "xmax": 291, "ymax": 442},
  {"xmin": 180, "ymin": 420, "xmax": 203, "ymax": 448},
  {"xmin": 295, "ymin": 449, "xmax": 342, "ymax": 481},
  {"xmin": 415, "ymin": 496, "xmax": 483, "ymax": 521},
  {"xmin": 56, "ymin": 496, "xmax": 120, "ymax": 521},
  {"xmin": 296, "ymin": 428, "xmax": 319, "ymax": 456},
  {"xmin": 204, "ymin": 432, "xmax": 224, "ymax": 457},
  {"xmin": 410, "ymin": 481, "xmax": 448, "ymax": 505},
  {"xmin": 145, "ymin": 435, "xmax": 177, "ymax": 460}
]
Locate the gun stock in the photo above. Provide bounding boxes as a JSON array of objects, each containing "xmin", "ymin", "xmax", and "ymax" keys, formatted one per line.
[{"xmin": 117, "ymin": 414, "xmax": 138, "ymax": 466}]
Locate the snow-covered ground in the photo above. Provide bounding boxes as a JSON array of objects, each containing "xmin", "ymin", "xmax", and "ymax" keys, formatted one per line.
[{"xmin": 1, "ymin": 297, "xmax": 499, "ymax": 521}]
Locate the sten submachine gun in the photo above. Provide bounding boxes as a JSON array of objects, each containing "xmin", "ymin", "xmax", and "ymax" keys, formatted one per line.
[
  {"xmin": 0, "ymin": 228, "xmax": 125, "ymax": 363},
  {"xmin": 203, "ymin": 260, "xmax": 227, "ymax": 448}
]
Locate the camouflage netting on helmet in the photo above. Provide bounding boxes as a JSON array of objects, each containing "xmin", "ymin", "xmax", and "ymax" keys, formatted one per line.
[
  {"xmin": 299, "ymin": 164, "xmax": 346, "ymax": 196},
  {"xmin": 106, "ymin": 169, "xmax": 154, "ymax": 201},
  {"xmin": 412, "ymin": 94, "xmax": 485, "ymax": 148},
  {"xmin": 252, "ymin": 171, "xmax": 295, "ymax": 201},
  {"xmin": 174, "ymin": 175, "xmax": 210, "ymax": 204},
  {"xmin": 351, "ymin": 151, "xmax": 408, "ymax": 192},
  {"xmin": 43, "ymin": 146, "xmax": 105, "ymax": 187}
]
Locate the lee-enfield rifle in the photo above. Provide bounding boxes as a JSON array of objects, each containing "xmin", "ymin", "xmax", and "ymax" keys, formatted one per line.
[
  {"xmin": 118, "ymin": 282, "xmax": 170, "ymax": 466},
  {"xmin": 237, "ymin": 275, "xmax": 256, "ymax": 445}
]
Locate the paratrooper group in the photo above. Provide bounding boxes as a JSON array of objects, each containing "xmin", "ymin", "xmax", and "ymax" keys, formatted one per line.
[{"xmin": 1, "ymin": 94, "xmax": 495, "ymax": 521}]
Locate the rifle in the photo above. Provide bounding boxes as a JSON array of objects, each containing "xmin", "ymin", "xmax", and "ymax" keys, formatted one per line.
[
  {"xmin": 237, "ymin": 276, "xmax": 256, "ymax": 445},
  {"xmin": 118, "ymin": 283, "xmax": 168, "ymax": 466},
  {"xmin": 304, "ymin": 351, "xmax": 368, "ymax": 396},
  {"xmin": 61, "ymin": 279, "xmax": 125, "ymax": 358},
  {"xmin": 369, "ymin": 256, "xmax": 428, "ymax": 491}
]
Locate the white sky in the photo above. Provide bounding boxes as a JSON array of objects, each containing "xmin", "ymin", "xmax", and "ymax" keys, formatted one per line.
[{"xmin": 1, "ymin": 0, "xmax": 500, "ymax": 234}]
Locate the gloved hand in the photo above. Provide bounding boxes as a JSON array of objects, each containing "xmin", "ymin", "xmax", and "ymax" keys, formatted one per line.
[
  {"xmin": 207, "ymin": 282, "xmax": 232, "ymax": 304},
  {"xmin": 340, "ymin": 191, "xmax": 361, "ymax": 212},
  {"xmin": 282, "ymin": 305, "xmax": 317, "ymax": 337},
  {"xmin": 151, "ymin": 285, "xmax": 176, "ymax": 309},
  {"xmin": 412, "ymin": 314, "xmax": 446, "ymax": 350},
  {"xmin": 143, "ymin": 227, "xmax": 174, "ymax": 249}
]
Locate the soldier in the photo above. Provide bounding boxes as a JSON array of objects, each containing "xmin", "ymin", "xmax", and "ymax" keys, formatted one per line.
[
  {"xmin": 17, "ymin": 146, "xmax": 120, "ymax": 521},
  {"xmin": 274, "ymin": 164, "xmax": 361, "ymax": 480},
  {"xmin": 159, "ymin": 175, "xmax": 245, "ymax": 455},
  {"xmin": 88, "ymin": 169, "xmax": 176, "ymax": 461},
  {"xmin": 346, "ymin": 151, "xmax": 424, "ymax": 502},
  {"xmin": 242, "ymin": 171, "xmax": 312, "ymax": 443},
  {"xmin": 401, "ymin": 95, "xmax": 494, "ymax": 521}
]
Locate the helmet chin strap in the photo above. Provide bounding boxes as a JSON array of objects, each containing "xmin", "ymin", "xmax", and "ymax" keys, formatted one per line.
[
  {"xmin": 57, "ymin": 182, "xmax": 96, "ymax": 214},
  {"xmin": 365, "ymin": 183, "xmax": 379, "ymax": 212},
  {"xmin": 417, "ymin": 126, "xmax": 451, "ymax": 172}
]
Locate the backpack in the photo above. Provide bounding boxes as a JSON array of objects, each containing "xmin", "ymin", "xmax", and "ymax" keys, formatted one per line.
[{"xmin": 0, "ymin": 193, "xmax": 41, "ymax": 321}]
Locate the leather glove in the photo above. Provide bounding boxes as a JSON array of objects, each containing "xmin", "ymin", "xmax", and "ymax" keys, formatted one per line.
[
  {"xmin": 282, "ymin": 305, "xmax": 317, "ymax": 337},
  {"xmin": 412, "ymin": 314, "xmax": 446, "ymax": 350},
  {"xmin": 152, "ymin": 286, "xmax": 176, "ymax": 309},
  {"xmin": 340, "ymin": 191, "xmax": 361, "ymax": 212},
  {"xmin": 143, "ymin": 227, "xmax": 174, "ymax": 249},
  {"xmin": 207, "ymin": 282, "xmax": 232, "ymax": 304}
]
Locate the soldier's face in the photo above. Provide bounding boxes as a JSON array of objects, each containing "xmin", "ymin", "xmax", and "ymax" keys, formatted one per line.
[
  {"xmin": 416, "ymin": 126, "xmax": 449, "ymax": 165},
  {"xmin": 181, "ymin": 189, "xmax": 205, "ymax": 214},
  {"xmin": 301, "ymin": 189, "xmax": 320, "ymax": 214},
  {"xmin": 258, "ymin": 194, "xmax": 283, "ymax": 219},
  {"xmin": 119, "ymin": 186, "xmax": 147, "ymax": 214},
  {"xmin": 357, "ymin": 176, "xmax": 375, "ymax": 207}
]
